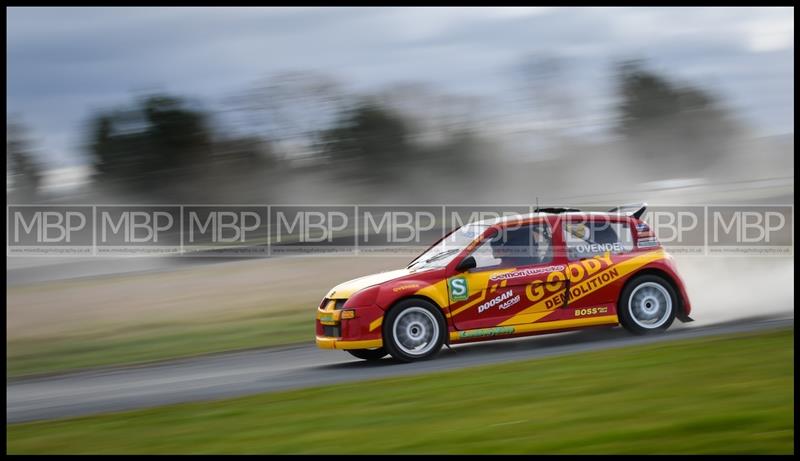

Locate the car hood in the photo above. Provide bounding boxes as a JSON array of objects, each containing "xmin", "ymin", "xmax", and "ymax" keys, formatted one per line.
[{"xmin": 325, "ymin": 268, "xmax": 417, "ymax": 299}]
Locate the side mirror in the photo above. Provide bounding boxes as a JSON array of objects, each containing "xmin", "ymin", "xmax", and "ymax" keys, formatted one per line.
[{"xmin": 455, "ymin": 256, "xmax": 477, "ymax": 272}]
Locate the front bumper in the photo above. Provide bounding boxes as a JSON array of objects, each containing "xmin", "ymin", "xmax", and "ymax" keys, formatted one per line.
[
  {"xmin": 315, "ymin": 336, "xmax": 383, "ymax": 350},
  {"xmin": 315, "ymin": 300, "xmax": 384, "ymax": 350}
]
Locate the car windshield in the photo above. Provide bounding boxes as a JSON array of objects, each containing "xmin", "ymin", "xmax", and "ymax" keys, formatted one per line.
[{"xmin": 408, "ymin": 223, "xmax": 488, "ymax": 270}]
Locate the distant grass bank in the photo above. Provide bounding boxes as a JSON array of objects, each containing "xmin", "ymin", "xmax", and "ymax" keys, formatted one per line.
[
  {"xmin": 7, "ymin": 307, "xmax": 312, "ymax": 378},
  {"xmin": 7, "ymin": 255, "xmax": 400, "ymax": 378},
  {"xmin": 7, "ymin": 328, "xmax": 793, "ymax": 454}
]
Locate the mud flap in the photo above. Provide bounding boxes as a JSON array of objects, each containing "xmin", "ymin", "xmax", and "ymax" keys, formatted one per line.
[{"xmin": 677, "ymin": 314, "xmax": 694, "ymax": 323}]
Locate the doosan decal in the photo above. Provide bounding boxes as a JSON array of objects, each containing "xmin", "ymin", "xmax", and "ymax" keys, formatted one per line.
[
  {"xmin": 499, "ymin": 294, "xmax": 521, "ymax": 310},
  {"xmin": 477, "ymin": 290, "xmax": 515, "ymax": 314}
]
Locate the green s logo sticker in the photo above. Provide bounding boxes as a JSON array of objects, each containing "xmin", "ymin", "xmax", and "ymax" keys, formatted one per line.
[{"xmin": 448, "ymin": 277, "xmax": 469, "ymax": 301}]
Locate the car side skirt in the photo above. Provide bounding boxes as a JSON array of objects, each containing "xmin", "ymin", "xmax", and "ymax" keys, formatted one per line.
[
  {"xmin": 449, "ymin": 315, "xmax": 619, "ymax": 343},
  {"xmin": 319, "ymin": 315, "xmax": 619, "ymax": 350}
]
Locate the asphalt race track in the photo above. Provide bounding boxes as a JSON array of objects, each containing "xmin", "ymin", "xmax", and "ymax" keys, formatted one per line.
[{"xmin": 7, "ymin": 315, "xmax": 793, "ymax": 423}]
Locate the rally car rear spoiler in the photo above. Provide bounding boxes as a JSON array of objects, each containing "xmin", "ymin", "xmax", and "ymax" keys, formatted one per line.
[
  {"xmin": 534, "ymin": 207, "xmax": 582, "ymax": 214},
  {"xmin": 607, "ymin": 203, "xmax": 647, "ymax": 219},
  {"xmin": 533, "ymin": 203, "xmax": 647, "ymax": 218}
]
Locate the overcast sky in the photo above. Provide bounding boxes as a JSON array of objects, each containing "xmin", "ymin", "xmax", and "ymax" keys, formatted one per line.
[{"xmin": 7, "ymin": 6, "xmax": 794, "ymax": 167}]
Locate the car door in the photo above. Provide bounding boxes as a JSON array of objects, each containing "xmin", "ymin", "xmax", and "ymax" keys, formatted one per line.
[
  {"xmin": 447, "ymin": 218, "xmax": 568, "ymax": 331},
  {"xmin": 559, "ymin": 216, "xmax": 635, "ymax": 317}
]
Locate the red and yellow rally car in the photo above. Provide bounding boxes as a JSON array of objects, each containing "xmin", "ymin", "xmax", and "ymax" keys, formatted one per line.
[{"xmin": 316, "ymin": 204, "xmax": 693, "ymax": 362}]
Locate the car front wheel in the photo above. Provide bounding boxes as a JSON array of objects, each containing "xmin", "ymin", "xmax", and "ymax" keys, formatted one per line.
[{"xmin": 383, "ymin": 299, "xmax": 445, "ymax": 362}]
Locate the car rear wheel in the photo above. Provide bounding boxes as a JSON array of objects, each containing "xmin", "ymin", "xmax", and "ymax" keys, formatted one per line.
[
  {"xmin": 346, "ymin": 347, "xmax": 388, "ymax": 361},
  {"xmin": 383, "ymin": 299, "xmax": 445, "ymax": 363},
  {"xmin": 618, "ymin": 274, "xmax": 677, "ymax": 335},
  {"xmin": 617, "ymin": 275, "xmax": 678, "ymax": 335}
]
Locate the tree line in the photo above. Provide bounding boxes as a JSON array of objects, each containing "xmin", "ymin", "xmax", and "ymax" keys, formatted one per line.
[{"xmin": 8, "ymin": 60, "xmax": 743, "ymax": 202}]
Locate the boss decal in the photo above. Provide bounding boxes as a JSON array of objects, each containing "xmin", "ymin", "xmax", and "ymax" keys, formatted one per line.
[
  {"xmin": 574, "ymin": 306, "xmax": 609, "ymax": 317},
  {"xmin": 448, "ymin": 276, "xmax": 469, "ymax": 301}
]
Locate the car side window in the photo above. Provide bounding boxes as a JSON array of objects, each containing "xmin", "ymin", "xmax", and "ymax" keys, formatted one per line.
[
  {"xmin": 469, "ymin": 222, "xmax": 554, "ymax": 271},
  {"xmin": 563, "ymin": 220, "xmax": 633, "ymax": 260}
]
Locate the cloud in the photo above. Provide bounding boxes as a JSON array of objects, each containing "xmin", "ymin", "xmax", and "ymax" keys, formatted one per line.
[
  {"xmin": 742, "ymin": 14, "xmax": 794, "ymax": 52},
  {"xmin": 6, "ymin": 7, "xmax": 795, "ymax": 166}
]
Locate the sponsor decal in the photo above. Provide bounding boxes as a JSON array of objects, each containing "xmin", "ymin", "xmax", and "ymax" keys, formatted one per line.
[
  {"xmin": 477, "ymin": 290, "xmax": 516, "ymax": 314},
  {"xmin": 637, "ymin": 238, "xmax": 659, "ymax": 248},
  {"xmin": 636, "ymin": 223, "xmax": 650, "ymax": 232},
  {"xmin": 318, "ymin": 314, "xmax": 337, "ymax": 325},
  {"xmin": 524, "ymin": 252, "xmax": 614, "ymax": 308},
  {"xmin": 500, "ymin": 294, "xmax": 521, "ymax": 310},
  {"xmin": 458, "ymin": 326, "xmax": 515, "ymax": 339},
  {"xmin": 489, "ymin": 265, "xmax": 565, "ymax": 281},
  {"xmin": 448, "ymin": 276, "xmax": 469, "ymax": 301},
  {"xmin": 546, "ymin": 268, "xmax": 619, "ymax": 310},
  {"xmin": 393, "ymin": 284, "xmax": 421, "ymax": 292},
  {"xmin": 575, "ymin": 242, "xmax": 623, "ymax": 254},
  {"xmin": 574, "ymin": 306, "xmax": 609, "ymax": 317},
  {"xmin": 499, "ymin": 249, "xmax": 665, "ymax": 326}
]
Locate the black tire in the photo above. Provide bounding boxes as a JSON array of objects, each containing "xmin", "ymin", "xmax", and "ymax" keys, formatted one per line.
[
  {"xmin": 383, "ymin": 299, "xmax": 446, "ymax": 363},
  {"xmin": 346, "ymin": 347, "xmax": 388, "ymax": 361},
  {"xmin": 618, "ymin": 274, "xmax": 677, "ymax": 335}
]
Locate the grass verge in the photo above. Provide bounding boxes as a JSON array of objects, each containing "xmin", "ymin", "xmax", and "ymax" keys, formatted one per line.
[
  {"xmin": 7, "ymin": 328, "xmax": 794, "ymax": 454},
  {"xmin": 7, "ymin": 307, "xmax": 313, "ymax": 378}
]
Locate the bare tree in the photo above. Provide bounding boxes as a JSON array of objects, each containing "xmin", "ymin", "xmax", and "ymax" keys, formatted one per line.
[
  {"xmin": 231, "ymin": 71, "xmax": 350, "ymax": 159},
  {"xmin": 517, "ymin": 54, "xmax": 578, "ymax": 132},
  {"xmin": 7, "ymin": 119, "xmax": 42, "ymax": 202},
  {"xmin": 376, "ymin": 83, "xmax": 484, "ymax": 143},
  {"xmin": 614, "ymin": 59, "xmax": 743, "ymax": 176}
]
